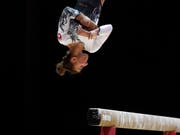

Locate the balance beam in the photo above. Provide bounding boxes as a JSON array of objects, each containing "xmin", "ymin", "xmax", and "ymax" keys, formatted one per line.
[{"xmin": 87, "ymin": 108, "xmax": 180, "ymax": 133}]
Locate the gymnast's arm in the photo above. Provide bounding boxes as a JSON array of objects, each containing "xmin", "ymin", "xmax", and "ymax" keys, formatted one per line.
[{"xmin": 76, "ymin": 25, "xmax": 100, "ymax": 39}]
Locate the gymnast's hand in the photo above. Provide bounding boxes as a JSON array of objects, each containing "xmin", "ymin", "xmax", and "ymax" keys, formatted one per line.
[{"xmin": 88, "ymin": 27, "xmax": 100, "ymax": 39}]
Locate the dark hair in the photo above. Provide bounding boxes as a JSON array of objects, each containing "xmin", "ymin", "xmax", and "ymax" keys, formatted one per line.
[{"xmin": 56, "ymin": 51, "xmax": 79, "ymax": 76}]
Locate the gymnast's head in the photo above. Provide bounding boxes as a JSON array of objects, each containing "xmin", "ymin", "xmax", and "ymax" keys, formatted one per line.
[{"xmin": 56, "ymin": 42, "xmax": 89, "ymax": 76}]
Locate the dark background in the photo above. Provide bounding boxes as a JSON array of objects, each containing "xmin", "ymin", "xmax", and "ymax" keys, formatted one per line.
[{"xmin": 24, "ymin": 0, "xmax": 179, "ymax": 135}]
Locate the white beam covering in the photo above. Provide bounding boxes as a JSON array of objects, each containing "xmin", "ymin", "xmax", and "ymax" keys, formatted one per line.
[{"xmin": 88, "ymin": 108, "xmax": 180, "ymax": 132}]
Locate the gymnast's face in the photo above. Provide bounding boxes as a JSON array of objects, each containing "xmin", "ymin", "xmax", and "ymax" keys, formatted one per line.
[{"xmin": 70, "ymin": 53, "xmax": 89, "ymax": 72}]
